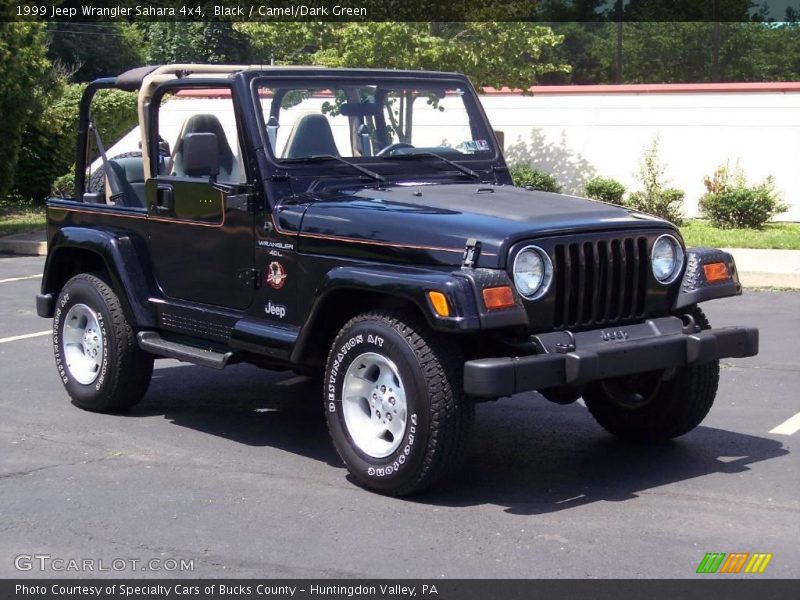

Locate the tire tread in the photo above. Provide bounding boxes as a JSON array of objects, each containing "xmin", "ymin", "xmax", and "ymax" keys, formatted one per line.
[
  {"xmin": 57, "ymin": 273, "xmax": 153, "ymax": 412},
  {"xmin": 325, "ymin": 309, "xmax": 473, "ymax": 496}
]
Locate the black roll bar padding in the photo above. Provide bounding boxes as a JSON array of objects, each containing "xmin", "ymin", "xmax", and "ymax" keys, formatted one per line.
[{"xmin": 75, "ymin": 78, "xmax": 116, "ymax": 199}]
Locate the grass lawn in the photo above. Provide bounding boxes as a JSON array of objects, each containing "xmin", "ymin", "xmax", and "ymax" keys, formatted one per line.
[
  {"xmin": 0, "ymin": 197, "xmax": 46, "ymax": 237},
  {"xmin": 680, "ymin": 219, "xmax": 800, "ymax": 250}
]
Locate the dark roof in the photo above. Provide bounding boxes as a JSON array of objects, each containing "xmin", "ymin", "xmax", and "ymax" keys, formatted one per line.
[
  {"xmin": 115, "ymin": 65, "xmax": 161, "ymax": 91},
  {"xmin": 112, "ymin": 65, "xmax": 468, "ymax": 92}
]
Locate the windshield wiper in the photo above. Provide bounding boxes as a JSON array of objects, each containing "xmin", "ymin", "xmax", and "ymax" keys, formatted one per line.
[
  {"xmin": 381, "ymin": 152, "xmax": 480, "ymax": 179},
  {"xmin": 282, "ymin": 154, "xmax": 385, "ymax": 183}
]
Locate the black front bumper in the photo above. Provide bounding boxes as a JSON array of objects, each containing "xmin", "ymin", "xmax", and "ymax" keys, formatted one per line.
[{"xmin": 463, "ymin": 316, "xmax": 758, "ymax": 398}]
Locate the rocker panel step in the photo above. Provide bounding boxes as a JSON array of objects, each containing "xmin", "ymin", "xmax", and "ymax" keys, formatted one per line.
[{"xmin": 137, "ymin": 331, "xmax": 232, "ymax": 370}]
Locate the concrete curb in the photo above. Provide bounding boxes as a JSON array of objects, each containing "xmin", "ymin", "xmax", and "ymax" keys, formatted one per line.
[
  {"xmin": 0, "ymin": 236, "xmax": 47, "ymax": 256},
  {"xmin": 736, "ymin": 273, "xmax": 800, "ymax": 289},
  {"xmin": 723, "ymin": 248, "xmax": 800, "ymax": 290}
]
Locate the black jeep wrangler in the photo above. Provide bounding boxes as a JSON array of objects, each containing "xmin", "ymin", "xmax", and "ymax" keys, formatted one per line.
[{"xmin": 38, "ymin": 65, "xmax": 758, "ymax": 495}]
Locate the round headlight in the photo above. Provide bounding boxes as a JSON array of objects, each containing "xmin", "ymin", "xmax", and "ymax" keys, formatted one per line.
[
  {"xmin": 651, "ymin": 234, "xmax": 684, "ymax": 284},
  {"xmin": 513, "ymin": 246, "xmax": 553, "ymax": 300}
]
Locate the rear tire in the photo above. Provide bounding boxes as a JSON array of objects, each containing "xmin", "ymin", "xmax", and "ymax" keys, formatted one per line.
[
  {"xmin": 583, "ymin": 306, "xmax": 719, "ymax": 442},
  {"xmin": 53, "ymin": 273, "xmax": 153, "ymax": 412},
  {"xmin": 324, "ymin": 310, "xmax": 473, "ymax": 496}
]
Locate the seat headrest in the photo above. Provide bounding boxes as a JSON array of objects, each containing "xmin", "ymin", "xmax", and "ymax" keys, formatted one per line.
[
  {"xmin": 180, "ymin": 114, "xmax": 228, "ymax": 140},
  {"xmin": 172, "ymin": 113, "xmax": 238, "ymax": 180},
  {"xmin": 283, "ymin": 113, "xmax": 339, "ymax": 159}
]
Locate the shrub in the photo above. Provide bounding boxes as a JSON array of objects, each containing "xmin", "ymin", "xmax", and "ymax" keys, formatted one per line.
[
  {"xmin": 627, "ymin": 187, "xmax": 685, "ymax": 225},
  {"xmin": 0, "ymin": 23, "xmax": 53, "ymax": 201},
  {"xmin": 13, "ymin": 83, "xmax": 137, "ymax": 203},
  {"xmin": 584, "ymin": 177, "xmax": 626, "ymax": 205},
  {"xmin": 12, "ymin": 82, "xmax": 77, "ymax": 203},
  {"xmin": 699, "ymin": 177, "xmax": 787, "ymax": 229},
  {"xmin": 510, "ymin": 164, "xmax": 562, "ymax": 193},
  {"xmin": 627, "ymin": 136, "xmax": 685, "ymax": 225},
  {"xmin": 51, "ymin": 170, "xmax": 75, "ymax": 198}
]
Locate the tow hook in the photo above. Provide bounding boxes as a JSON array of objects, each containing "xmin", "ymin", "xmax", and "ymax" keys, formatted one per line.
[
  {"xmin": 680, "ymin": 313, "xmax": 700, "ymax": 334},
  {"xmin": 555, "ymin": 330, "xmax": 577, "ymax": 354}
]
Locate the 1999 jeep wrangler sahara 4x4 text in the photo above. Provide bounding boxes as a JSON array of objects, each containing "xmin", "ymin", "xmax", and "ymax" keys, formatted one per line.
[{"xmin": 38, "ymin": 65, "xmax": 758, "ymax": 495}]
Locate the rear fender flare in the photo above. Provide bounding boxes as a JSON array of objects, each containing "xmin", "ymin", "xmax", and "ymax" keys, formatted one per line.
[{"xmin": 41, "ymin": 227, "xmax": 156, "ymax": 327}]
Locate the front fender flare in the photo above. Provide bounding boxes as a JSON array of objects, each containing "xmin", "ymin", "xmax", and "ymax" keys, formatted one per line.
[{"xmin": 290, "ymin": 264, "xmax": 480, "ymax": 364}]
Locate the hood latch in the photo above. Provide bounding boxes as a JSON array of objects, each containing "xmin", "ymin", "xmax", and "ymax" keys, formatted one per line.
[{"xmin": 462, "ymin": 238, "xmax": 482, "ymax": 268}]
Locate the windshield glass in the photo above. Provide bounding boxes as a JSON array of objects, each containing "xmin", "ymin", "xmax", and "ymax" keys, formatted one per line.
[{"xmin": 255, "ymin": 78, "xmax": 496, "ymax": 163}]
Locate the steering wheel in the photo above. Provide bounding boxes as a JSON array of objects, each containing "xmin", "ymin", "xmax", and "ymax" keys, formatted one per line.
[{"xmin": 375, "ymin": 142, "xmax": 414, "ymax": 157}]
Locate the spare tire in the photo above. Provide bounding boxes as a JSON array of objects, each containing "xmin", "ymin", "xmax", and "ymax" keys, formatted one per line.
[{"xmin": 87, "ymin": 151, "xmax": 143, "ymax": 194}]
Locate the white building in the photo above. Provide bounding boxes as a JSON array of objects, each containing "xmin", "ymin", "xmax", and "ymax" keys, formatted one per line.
[{"xmin": 483, "ymin": 82, "xmax": 800, "ymax": 221}]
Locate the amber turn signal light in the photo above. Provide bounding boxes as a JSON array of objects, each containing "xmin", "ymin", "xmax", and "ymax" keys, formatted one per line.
[
  {"xmin": 482, "ymin": 285, "xmax": 515, "ymax": 310},
  {"xmin": 427, "ymin": 291, "xmax": 450, "ymax": 317},
  {"xmin": 703, "ymin": 261, "xmax": 730, "ymax": 283}
]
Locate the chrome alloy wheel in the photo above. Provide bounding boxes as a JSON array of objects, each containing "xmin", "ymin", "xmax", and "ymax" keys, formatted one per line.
[
  {"xmin": 342, "ymin": 352, "xmax": 408, "ymax": 458},
  {"xmin": 62, "ymin": 303, "xmax": 105, "ymax": 385}
]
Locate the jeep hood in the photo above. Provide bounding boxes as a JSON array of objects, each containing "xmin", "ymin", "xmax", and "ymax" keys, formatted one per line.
[{"xmin": 296, "ymin": 183, "xmax": 674, "ymax": 268}]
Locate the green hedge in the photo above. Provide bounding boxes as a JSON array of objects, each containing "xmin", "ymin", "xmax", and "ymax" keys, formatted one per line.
[
  {"xmin": 0, "ymin": 23, "xmax": 52, "ymax": 201},
  {"xmin": 584, "ymin": 177, "xmax": 626, "ymax": 205},
  {"xmin": 13, "ymin": 84, "xmax": 138, "ymax": 203},
  {"xmin": 699, "ymin": 177, "xmax": 787, "ymax": 229},
  {"xmin": 510, "ymin": 164, "xmax": 561, "ymax": 193}
]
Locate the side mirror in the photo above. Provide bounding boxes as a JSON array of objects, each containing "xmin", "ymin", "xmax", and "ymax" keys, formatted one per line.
[{"xmin": 182, "ymin": 132, "xmax": 219, "ymax": 178}]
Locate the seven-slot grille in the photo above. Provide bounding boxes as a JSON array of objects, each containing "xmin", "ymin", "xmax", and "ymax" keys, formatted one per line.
[{"xmin": 552, "ymin": 236, "xmax": 649, "ymax": 328}]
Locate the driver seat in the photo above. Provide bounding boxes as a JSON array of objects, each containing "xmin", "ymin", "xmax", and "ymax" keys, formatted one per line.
[{"xmin": 283, "ymin": 113, "xmax": 339, "ymax": 158}]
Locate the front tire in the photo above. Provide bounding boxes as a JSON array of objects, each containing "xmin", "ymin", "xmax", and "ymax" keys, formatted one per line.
[
  {"xmin": 583, "ymin": 306, "xmax": 719, "ymax": 442},
  {"xmin": 324, "ymin": 310, "xmax": 473, "ymax": 496},
  {"xmin": 53, "ymin": 273, "xmax": 153, "ymax": 412}
]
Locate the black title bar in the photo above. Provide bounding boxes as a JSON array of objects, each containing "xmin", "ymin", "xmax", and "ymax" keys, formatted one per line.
[{"xmin": 3, "ymin": 0, "xmax": 796, "ymax": 23}]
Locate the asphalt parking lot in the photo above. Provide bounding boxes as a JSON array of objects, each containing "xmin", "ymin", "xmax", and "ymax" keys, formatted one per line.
[{"xmin": 0, "ymin": 255, "xmax": 798, "ymax": 579}]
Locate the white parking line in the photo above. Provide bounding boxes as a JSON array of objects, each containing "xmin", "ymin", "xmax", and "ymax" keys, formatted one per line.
[
  {"xmin": 769, "ymin": 412, "xmax": 800, "ymax": 436},
  {"xmin": 0, "ymin": 331, "xmax": 51, "ymax": 344},
  {"xmin": 0, "ymin": 274, "xmax": 42, "ymax": 284}
]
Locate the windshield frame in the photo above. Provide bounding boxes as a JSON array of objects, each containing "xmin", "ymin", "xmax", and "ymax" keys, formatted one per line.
[{"xmin": 247, "ymin": 70, "xmax": 501, "ymax": 180}]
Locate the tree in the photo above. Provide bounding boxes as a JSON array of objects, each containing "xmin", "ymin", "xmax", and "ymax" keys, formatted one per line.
[
  {"xmin": 239, "ymin": 22, "xmax": 569, "ymax": 89},
  {"xmin": 0, "ymin": 22, "xmax": 53, "ymax": 200},
  {"xmin": 718, "ymin": 21, "xmax": 800, "ymax": 81},
  {"xmin": 139, "ymin": 22, "xmax": 251, "ymax": 64},
  {"xmin": 315, "ymin": 23, "xmax": 568, "ymax": 90},
  {"xmin": 539, "ymin": 21, "xmax": 616, "ymax": 84},
  {"xmin": 619, "ymin": 22, "xmax": 717, "ymax": 83},
  {"xmin": 236, "ymin": 22, "xmax": 335, "ymax": 65},
  {"xmin": 240, "ymin": 22, "xmax": 568, "ymax": 144},
  {"xmin": 46, "ymin": 23, "xmax": 143, "ymax": 82}
]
